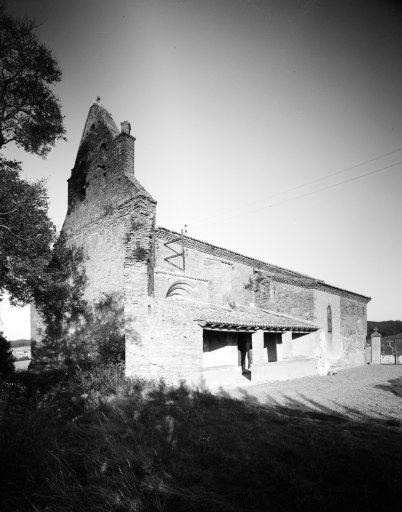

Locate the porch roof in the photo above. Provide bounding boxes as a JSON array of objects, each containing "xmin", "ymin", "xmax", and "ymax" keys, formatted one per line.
[{"xmin": 195, "ymin": 304, "xmax": 319, "ymax": 333}]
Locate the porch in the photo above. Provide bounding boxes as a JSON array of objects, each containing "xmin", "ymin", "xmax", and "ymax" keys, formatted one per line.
[
  {"xmin": 194, "ymin": 356, "xmax": 318, "ymax": 389},
  {"xmin": 195, "ymin": 306, "xmax": 320, "ymax": 388}
]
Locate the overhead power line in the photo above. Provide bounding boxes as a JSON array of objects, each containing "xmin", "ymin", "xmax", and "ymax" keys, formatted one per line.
[
  {"xmin": 264, "ymin": 159, "xmax": 402, "ymax": 209},
  {"xmin": 193, "ymin": 158, "xmax": 402, "ymax": 228},
  {"xmin": 191, "ymin": 145, "xmax": 402, "ymax": 227}
]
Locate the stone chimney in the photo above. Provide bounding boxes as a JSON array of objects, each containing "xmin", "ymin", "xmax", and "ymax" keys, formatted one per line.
[
  {"xmin": 115, "ymin": 120, "xmax": 135, "ymax": 177},
  {"xmin": 121, "ymin": 121, "xmax": 131, "ymax": 135}
]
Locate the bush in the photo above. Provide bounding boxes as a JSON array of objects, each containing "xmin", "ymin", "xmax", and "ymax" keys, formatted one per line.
[
  {"xmin": 1, "ymin": 365, "xmax": 402, "ymax": 511},
  {"xmin": 98, "ymin": 333, "xmax": 125, "ymax": 364},
  {"xmin": 0, "ymin": 332, "xmax": 15, "ymax": 378}
]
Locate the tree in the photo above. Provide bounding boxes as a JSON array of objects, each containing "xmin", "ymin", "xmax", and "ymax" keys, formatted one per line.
[
  {"xmin": 0, "ymin": 157, "xmax": 55, "ymax": 304},
  {"xmin": 0, "ymin": 5, "xmax": 65, "ymax": 304},
  {"xmin": 0, "ymin": 5, "xmax": 66, "ymax": 156},
  {"xmin": 0, "ymin": 331, "xmax": 15, "ymax": 377}
]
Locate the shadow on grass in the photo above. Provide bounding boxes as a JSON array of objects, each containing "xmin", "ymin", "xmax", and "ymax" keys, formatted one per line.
[
  {"xmin": 375, "ymin": 376, "xmax": 402, "ymax": 398},
  {"xmin": 1, "ymin": 366, "xmax": 401, "ymax": 512}
]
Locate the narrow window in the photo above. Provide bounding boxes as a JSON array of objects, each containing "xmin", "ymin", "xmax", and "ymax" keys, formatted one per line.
[{"xmin": 327, "ymin": 305, "xmax": 332, "ymax": 333}]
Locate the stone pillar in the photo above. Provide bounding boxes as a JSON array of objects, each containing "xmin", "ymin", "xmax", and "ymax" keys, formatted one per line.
[
  {"xmin": 281, "ymin": 331, "xmax": 293, "ymax": 359},
  {"xmin": 276, "ymin": 334, "xmax": 284, "ymax": 362},
  {"xmin": 252, "ymin": 330, "xmax": 266, "ymax": 364},
  {"xmin": 371, "ymin": 328, "xmax": 382, "ymax": 364}
]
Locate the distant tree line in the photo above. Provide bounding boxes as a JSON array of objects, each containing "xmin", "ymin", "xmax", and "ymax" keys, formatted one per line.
[{"xmin": 367, "ymin": 320, "xmax": 402, "ymax": 338}]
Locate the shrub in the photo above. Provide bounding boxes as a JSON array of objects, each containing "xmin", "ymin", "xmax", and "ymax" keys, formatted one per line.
[
  {"xmin": 98, "ymin": 333, "xmax": 125, "ymax": 364},
  {"xmin": 0, "ymin": 332, "xmax": 15, "ymax": 378}
]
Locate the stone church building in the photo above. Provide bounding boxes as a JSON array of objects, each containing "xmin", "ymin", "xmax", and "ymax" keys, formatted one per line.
[{"xmin": 31, "ymin": 101, "xmax": 370, "ymax": 387}]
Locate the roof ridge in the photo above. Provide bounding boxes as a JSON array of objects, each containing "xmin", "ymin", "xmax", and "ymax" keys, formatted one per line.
[
  {"xmin": 248, "ymin": 306, "xmax": 317, "ymax": 326},
  {"xmin": 155, "ymin": 226, "xmax": 315, "ymax": 280},
  {"xmin": 155, "ymin": 226, "xmax": 371, "ymax": 302}
]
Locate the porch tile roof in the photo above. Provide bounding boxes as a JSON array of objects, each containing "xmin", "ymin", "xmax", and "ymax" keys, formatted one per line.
[{"xmin": 193, "ymin": 303, "xmax": 319, "ymax": 332}]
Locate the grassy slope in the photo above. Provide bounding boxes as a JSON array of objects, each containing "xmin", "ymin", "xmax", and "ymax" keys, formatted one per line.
[{"xmin": 1, "ymin": 365, "xmax": 401, "ymax": 512}]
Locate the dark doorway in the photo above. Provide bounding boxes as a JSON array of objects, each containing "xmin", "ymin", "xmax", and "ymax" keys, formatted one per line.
[
  {"xmin": 237, "ymin": 332, "xmax": 252, "ymax": 366},
  {"xmin": 264, "ymin": 333, "xmax": 279, "ymax": 362}
]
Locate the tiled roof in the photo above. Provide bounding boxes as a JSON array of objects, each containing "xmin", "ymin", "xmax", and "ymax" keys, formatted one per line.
[
  {"xmin": 197, "ymin": 305, "xmax": 318, "ymax": 332},
  {"xmin": 156, "ymin": 226, "xmax": 314, "ymax": 280},
  {"xmin": 164, "ymin": 298, "xmax": 318, "ymax": 332},
  {"xmin": 156, "ymin": 227, "xmax": 371, "ymax": 302}
]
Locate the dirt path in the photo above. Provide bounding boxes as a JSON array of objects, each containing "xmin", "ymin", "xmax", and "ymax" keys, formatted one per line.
[{"xmin": 219, "ymin": 365, "xmax": 402, "ymax": 420}]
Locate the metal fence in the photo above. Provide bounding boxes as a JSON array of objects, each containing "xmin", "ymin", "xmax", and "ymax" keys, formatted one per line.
[{"xmin": 381, "ymin": 338, "xmax": 402, "ymax": 364}]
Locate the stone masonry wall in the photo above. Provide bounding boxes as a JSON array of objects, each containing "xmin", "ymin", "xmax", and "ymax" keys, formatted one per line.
[
  {"xmin": 124, "ymin": 196, "xmax": 156, "ymax": 377},
  {"xmin": 313, "ymin": 290, "xmax": 342, "ymax": 365},
  {"xmin": 125, "ymin": 296, "xmax": 204, "ymax": 384},
  {"xmin": 62, "ymin": 130, "xmax": 146, "ymax": 308},
  {"xmin": 264, "ymin": 280, "xmax": 315, "ymax": 321},
  {"xmin": 144, "ymin": 298, "xmax": 203, "ymax": 384},
  {"xmin": 32, "ymin": 105, "xmax": 157, "ymax": 363},
  {"xmin": 340, "ymin": 296, "xmax": 367, "ymax": 367},
  {"xmin": 155, "ymin": 238, "xmax": 254, "ymax": 307},
  {"xmin": 153, "ymin": 229, "xmax": 370, "ymax": 371}
]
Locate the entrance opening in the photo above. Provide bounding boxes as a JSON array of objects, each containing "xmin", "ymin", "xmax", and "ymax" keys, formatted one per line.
[
  {"xmin": 203, "ymin": 330, "xmax": 239, "ymax": 367},
  {"xmin": 237, "ymin": 332, "xmax": 252, "ymax": 367},
  {"xmin": 264, "ymin": 333, "xmax": 280, "ymax": 362}
]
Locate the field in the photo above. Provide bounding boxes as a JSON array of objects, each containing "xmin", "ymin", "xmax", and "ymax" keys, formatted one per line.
[
  {"xmin": 1, "ymin": 364, "xmax": 401, "ymax": 512},
  {"xmin": 11, "ymin": 344, "xmax": 31, "ymax": 370}
]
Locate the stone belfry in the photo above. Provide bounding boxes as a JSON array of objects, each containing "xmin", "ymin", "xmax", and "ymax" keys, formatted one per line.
[
  {"xmin": 66, "ymin": 97, "xmax": 137, "ymax": 212},
  {"xmin": 55, "ymin": 100, "xmax": 156, "ymax": 365}
]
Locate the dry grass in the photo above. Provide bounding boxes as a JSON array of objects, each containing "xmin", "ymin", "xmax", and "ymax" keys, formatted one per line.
[{"xmin": 1, "ymin": 365, "xmax": 401, "ymax": 512}]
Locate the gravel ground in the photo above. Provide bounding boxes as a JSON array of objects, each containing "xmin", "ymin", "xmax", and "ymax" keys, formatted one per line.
[{"xmin": 219, "ymin": 364, "xmax": 402, "ymax": 421}]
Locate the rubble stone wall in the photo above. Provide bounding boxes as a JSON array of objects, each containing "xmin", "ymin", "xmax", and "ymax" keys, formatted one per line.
[{"xmin": 340, "ymin": 296, "xmax": 367, "ymax": 367}]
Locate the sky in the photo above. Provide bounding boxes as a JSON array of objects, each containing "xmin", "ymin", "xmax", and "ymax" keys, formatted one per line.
[{"xmin": 1, "ymin": 0, "xmax": 402, "ymax": 338}]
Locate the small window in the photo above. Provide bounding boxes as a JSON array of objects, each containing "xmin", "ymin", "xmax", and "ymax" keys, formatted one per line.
[{"xmin": 327, "ymin": 305, "xmax": 332, "ymax": 333}]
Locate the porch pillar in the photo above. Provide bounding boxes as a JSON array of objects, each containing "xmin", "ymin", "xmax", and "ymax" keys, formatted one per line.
[
  {"xmin": 371, "ymin": 328, "xmax": 381, "ymax": 364},
  {"xmin": 281, "ymin": 331, "xmax": 292, "ymax": 359},
  {"xmin": 276, "ymin": 333, "xmax": 284, "ymax": 362},
  {"xmin": 252, "ymin": 330, "xmax": 266, "ymax": 364}
]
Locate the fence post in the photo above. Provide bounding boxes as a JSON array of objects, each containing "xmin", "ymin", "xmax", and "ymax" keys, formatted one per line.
[{"xmin": 371, "ymin": 328, "xmax": 382, "ymax": 364}]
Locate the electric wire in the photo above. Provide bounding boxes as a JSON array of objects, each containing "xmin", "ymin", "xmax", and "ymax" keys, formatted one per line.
[
  {"xmin": 191, "ymin": 146, "xmax": 402, "ymax": 227},
  {"xmin": 192, "ymin": 158, "xmax": 402, "ymax": 228}
]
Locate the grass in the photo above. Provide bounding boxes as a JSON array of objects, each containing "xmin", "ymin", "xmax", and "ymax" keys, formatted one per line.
[{"xmin": 1, "ymin": 365, "xmax": 401, "ymax": 512}]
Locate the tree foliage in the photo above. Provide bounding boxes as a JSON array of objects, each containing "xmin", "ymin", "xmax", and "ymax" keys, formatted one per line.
[
  {"xmin": 32, "ymin": 234, "xmax": 88, "ymax": 358},
  {"xmin": 0, "ymin": 6, "xmax": 65, "ymax": 305},
  {"xmin": 0, "ymin": 5, "xmax": 66, "ymax": 156},
  {"xmin": 367, "ymin": 320, "xmax": 402, "ymax": 338},
  {"xmin": 0, "ymin": 157, "xmax": 55, "ymax": 304},
  {"xmin": 0, "ymin": 331, "xmax": 15, "ymax": 377}
]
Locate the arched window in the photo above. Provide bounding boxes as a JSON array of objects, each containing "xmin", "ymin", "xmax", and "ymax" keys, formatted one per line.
[
  {"xmin": 166, "ymin": 281, "xmax": 198, "ymax": 300},
  {"xmin": 327, "ymin": 305, "xmax": 332, "ymax": 333}
]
